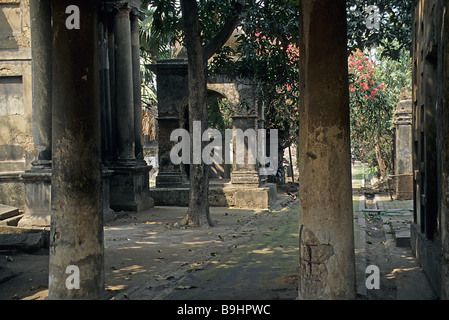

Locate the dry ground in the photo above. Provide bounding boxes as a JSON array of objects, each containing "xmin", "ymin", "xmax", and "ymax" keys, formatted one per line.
[{"xmin": 0, "ymin": 186, "xmax": 298, "ymax": 300}]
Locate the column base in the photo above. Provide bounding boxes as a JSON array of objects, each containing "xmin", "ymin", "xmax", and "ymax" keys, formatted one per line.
[
  {"xmin": 20, "ymin": 166, "xmax": 118, "ymax": 226},
  {"xmin": 19, "ymin": 167, "xmax": 51, "ymax": 227},
  {"xmin": 102, "ymin": 169, "xmax": 116, "ymax": 222},
  {"xmin": 150, "ymin": 183, "xmax": 277, "ymax": 209},
  {"xmin": 109, "ymin": 162, "xmax": 154, "ymax": 212},
  {"xmin": 155, "ymin": 172, "xmax": 185, "ymax": 188},
  {"xmin": 230, "ymin": 171, "xmax": 260, "ymax": 185}
]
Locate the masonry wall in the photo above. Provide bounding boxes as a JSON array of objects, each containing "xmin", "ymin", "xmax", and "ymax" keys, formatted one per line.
[
  {"xmin": 0, "ymin": 0, "xmax": 32, "ymax": 207},
  {"xmin": 411, "ymin": 0, "xmax": 449, "ymax": 299}
]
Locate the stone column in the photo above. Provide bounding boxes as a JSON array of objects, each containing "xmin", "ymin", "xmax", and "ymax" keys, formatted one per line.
[
  {"xmin": 98, "ymin": 13, "xmax": 114, "ymax": 164},
  {"xmin": 131, "ymin": 13, "xmax": 144, "ymax": 161},
  {"xmin": 30, "ymin": 0, "xmax": 52, "ymax": 164},
  {"xmin": 393, "ymin": 99, "xmax": 413, "ymax": 200},
  {"xmin": 230, "ymin": 115, "xmax": 260, "ymax": 185},
  {"xmin": 114, "ymin": 6, "xmax": 135, "ymax": 162},
  {"xmin": 149, "ymin": 59, "xmax": 189, "ymax": 187},
  {"xmin": 229, "ymin": 82, "xmax": 261, "ymax": 185},
  {"xmin": 298, "ymin": 0, "xmax": 355, "ymax": 299},
  {"xmin": 108, "ymin": 5, "xmax": 153, "ymax": 212},
  {"xmin": 48, "ymin": 0, "xmax": 104, "ymax": 299},
  {"xmin": 20, "ymin": 0, "xmax": 53, "ymax": 227}
]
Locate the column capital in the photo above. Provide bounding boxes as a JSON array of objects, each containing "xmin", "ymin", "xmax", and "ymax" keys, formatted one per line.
[{"xmin": 101, "ymin": 1, "xmax": 145, "ymax": 20}]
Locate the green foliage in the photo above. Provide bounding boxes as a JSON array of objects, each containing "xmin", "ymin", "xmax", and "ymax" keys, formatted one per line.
[
  {"xmin": 346, "ymin": 0, "xmax": 412, "ymax": 60},
  {"xmin": 349, "ymin": 47, "xmax": 412, "ymax": 176},
  {"xmin": 225, "ymin": 0, "xmax": 300, "ymax": 150},
  {"xmin": 140, "ymin": 0, "xmax": 412, "ymax": 160},
  {"xmin": 207, "ymin": 98, "xmax": 233, "ymax": 133},
  {"xmin": 143, "ymin": 0, "xmax": 300, "ymax": 151}
]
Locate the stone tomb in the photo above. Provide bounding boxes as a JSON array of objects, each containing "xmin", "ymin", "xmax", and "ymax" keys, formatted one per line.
[{"xmin": 148, "ymin": 59, "xmax": 277, "ymax": 209}]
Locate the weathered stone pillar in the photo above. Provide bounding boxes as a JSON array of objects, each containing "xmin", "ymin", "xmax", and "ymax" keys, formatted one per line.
[
  {"xmin": 149, "ymin": 59, "xmax": 189, "ymax": 187},
  {"xmin": 98, "ymin": 12, "xmax": 114, "ymax": 164},
  {"xmin": 114, "ymin": 6, "xmax": 135, "ymax": 162},
  {"xmin": 108, "ymin": 5, "xmax": 153, "ymax": 212},
  {"xmin": 48, "ymin": 0, "xmax": 104, "ymax": 299},
  {"xmin": 229, "ymin": 81, "xmax": 261, "ymax": 185},
  {"xmin": 230, "ymin": 115, "xmax": 260, "ymax": 185},
  {"xmin": 20, "ymin": 0, "xmax": 53, "ymax": 227},
  {"xmin": 298, "ymin": 0, "xmax": 355, "ymax": 299},
  {"xmin": 30, "ymin": 0, "xmax": 52, "ymax": 164},
  {"xmin": 131, "ymin": 12, "xmax": 144, "ymax": 161},
  {"xmin": 393, "ymin": 99, "xmax": 413, "ymax": 200}
]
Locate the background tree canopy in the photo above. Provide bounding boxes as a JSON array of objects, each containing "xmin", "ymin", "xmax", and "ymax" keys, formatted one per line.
[
  {"xmin": 139, "ymin": 0, "xmax": 413, "ymax": 178},
  {"xmin": 346, "ymin": 0, "xmax": 412, "ymax": 60}
]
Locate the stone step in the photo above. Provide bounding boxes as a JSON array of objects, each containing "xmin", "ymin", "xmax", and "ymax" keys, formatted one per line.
[
  {"xmin": 382, "ymin": 214, "xmax": 412, "ymax": 248},
  {"xmin": 0, "ymin": 204, "xmax": 20, "ymax": 221}
]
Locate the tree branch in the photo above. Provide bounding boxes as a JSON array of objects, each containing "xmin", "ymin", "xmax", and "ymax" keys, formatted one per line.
[{"xmin": 203, "ymin": 0, "xmax": 245, "ymax": 61}]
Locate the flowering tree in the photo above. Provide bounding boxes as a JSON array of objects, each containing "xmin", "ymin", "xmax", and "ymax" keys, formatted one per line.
[
  {"xmin": 348, "ymin": 48, "xmax": 411, "ymax": 180},
  {"xmin": 231, "ymin": 1, "xmax": 300, "ymax": 155},
  {"xmin": 244, "ymin": 33, "xmax": 299, "ymax": 152}
]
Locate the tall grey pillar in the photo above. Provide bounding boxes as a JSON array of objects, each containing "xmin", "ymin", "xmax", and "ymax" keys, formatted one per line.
[
  {"xmin": 230, "ymin": 115, "xmax": 260, "ymax": 185},
  {"xmin": 393, "ymin": 99, "xmax": 413, "ymax": 200},
  {"xmin": 20, "ymin": 0, "xmax": 53, "ymax": 227},
  {"xmin": 108, "ymin": 5, "xmax": 153, "ymax": 212},
  {"xmin": 298, "ymin": 0, "xmax": 355, "ymax": 299},
  {"xmin": 131, "ymin": 13, "xmax": 144, "ymax": 160},
  {"xmin": 114, "ymin": 6, "xmax": 135, "ymax": 162},
  {"xmin": 149, "ymin": 59, "xmax": 189, "ymax": 188},
  {"xmin": 30, "ymin": 0, "xmax": 52, "ymax": 164},
  {"xmin": 48, "ymin": 0, "xmax": 104, "ymax": 299}
]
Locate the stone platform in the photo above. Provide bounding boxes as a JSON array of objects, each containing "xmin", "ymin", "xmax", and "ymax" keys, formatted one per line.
[
  {"xmin": 150, "ymin": 181, "xmax": 277, "ymax": 210},
  {"xmin": 376, "ymin": 196, "xmax": 413, "ymax": 247}
]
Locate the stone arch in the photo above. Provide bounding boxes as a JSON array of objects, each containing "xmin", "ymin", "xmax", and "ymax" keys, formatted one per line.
[
  {"xmin": 207, "ymin": 79, "xmax": 240, "ymax": 110},
  {"xmin": 150, "ymin": 59, "xmax": 262, "ymax": 187}
]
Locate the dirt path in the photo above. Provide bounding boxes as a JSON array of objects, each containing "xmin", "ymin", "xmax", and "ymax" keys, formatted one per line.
[
  {"xmin": 0, "ymin": 188, "xmax": 298, "ymax": 300},
  {"xmin": 116, "ymin": 202, "xmax": 299, "ymax": 300}
]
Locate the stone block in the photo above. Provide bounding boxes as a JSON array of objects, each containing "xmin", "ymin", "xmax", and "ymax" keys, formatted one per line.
[
  {"xmin": 149, "ymin": 183, "xmax": 277, "ymax": 209},
  {"xmin": 0, "ymin": 214, "xmax": 23, "ymax": 226},
  {"xmin": 0, "ymin": 204, "xmax": 19, "ymax": 220},
  {"xmin": 109, "ymin": 164, "xmax": 154, "ymax": 212},
  {"xmin": 0, "ymin": 226, "xmax": 47, "ymax": 253},
  {"xmin": 19, "ymin": 169, "xmax": 51, "ymax": 227}
]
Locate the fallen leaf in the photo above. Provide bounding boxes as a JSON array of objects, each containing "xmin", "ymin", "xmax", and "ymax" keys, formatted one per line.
[{"xmin": 175, "ymin": 285, "xmax": 197, "ymax": 290}]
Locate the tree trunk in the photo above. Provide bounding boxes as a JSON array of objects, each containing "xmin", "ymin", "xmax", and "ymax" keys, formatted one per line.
[
  {"xmin": 178, "ymin": 0, "xmax": 213, "ymax": 227},
  {"xmin": 177, "ymin": 0, "xmax": 245, "ymax": 227},
  {"xmin": 374, "ymin": 133, "xmax": 387, "ymax": 181}
]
